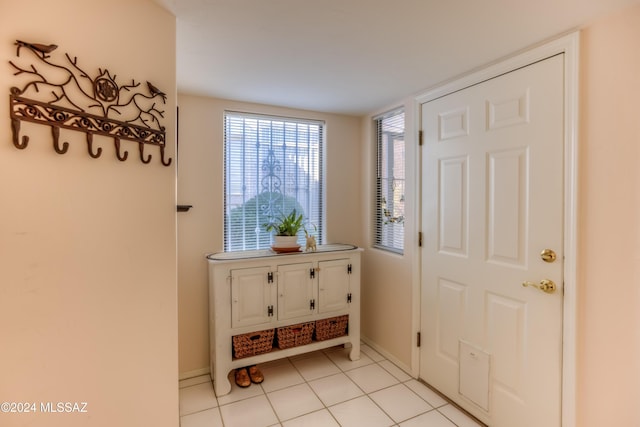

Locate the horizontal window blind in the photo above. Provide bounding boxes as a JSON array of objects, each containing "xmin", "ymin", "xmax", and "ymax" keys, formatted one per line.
[
  {"xmin": 224, "ymin": 111, "xmax": 324, "ymax": 251},
  {"xmin": 374, "ymin": 108, "xmax": 405, "ymax": 253}
]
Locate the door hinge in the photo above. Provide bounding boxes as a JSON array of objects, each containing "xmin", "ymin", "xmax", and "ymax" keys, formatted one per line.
[
  {"xmin": 347, "ymin": 293, "xmax": 352, "ymax": 303},
  {"xmin": 310, "ymin": 299, "xmax": 315, "ymax": 310},
  {"xmin": 347, "ymin": 264, "xmax": 352, "ymax": 274},
  {"xmin": 267, "ymin": 305, "xmax": 274, "ymax": 316},
  {"xmin": 418, "ymin": 231, "xmax": 423, "ymax": 247},
  {"xmin": 417, "ymin": 331, "xmax": 421, "ymax": 347},
  {"xmin": 310, "ymin": 268, "xmax": 315, "ymax": 279},
  {"xmin": 267, "ymin": 272, "xmax": 274, "ymax": 283},
  {"xmin": 419, "ymin": 130, "xmax": 423, "ymax": 146}
]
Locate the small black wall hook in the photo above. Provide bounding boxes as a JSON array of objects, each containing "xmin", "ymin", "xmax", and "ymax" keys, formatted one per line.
[
  {"xmin": 11, "ymin": 117, "xmax": 29, "ymax": 149},
  {"xmin": 86, "ymin": 133, "xmax": 102, "ymax": 158},
  {"xmin": 51, "ymin": 126, "xmax": 69, "ymax": 154},
  {"xmin": 114, "ymin": 137, "xmax": 128, "ymax": 161},
  {"xmin": 160, "ymin": 146, "xmax": 172, "ymax": 166},
  {"xmin": 138, "ymin": 142, "xmax": 152, "ymax": 164}
]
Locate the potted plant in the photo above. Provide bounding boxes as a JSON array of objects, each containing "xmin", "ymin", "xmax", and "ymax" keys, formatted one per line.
[{"xmin": 263, "ymin": 209, "xmax": 305, "ymax": 250}]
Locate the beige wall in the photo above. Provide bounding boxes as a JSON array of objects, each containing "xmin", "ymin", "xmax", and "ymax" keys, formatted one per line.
[
  {"xmin": 177, "ymin": 94, "xmax": 362, "ymax": 375},
  {"xmin": 359, "ymin": 101, "xmax": 418, "ymax": 370},
  {"xmin": 578, "ymin": 5, "xmax": 640, "ymax": 425},
  {"xmin": 0, "ymin": 1, "xmax": 178, "ymax": 426}
]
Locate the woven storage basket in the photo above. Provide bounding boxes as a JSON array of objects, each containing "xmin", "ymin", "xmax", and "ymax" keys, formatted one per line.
[
  {"xmin": 232, "ymin": 328, "xmax": 275, "ymax": 359},
  {"xmin": 314, "ymin": 315, "xmax": 349, "ymax": 341},
  {"xmin": 276, "ymin": 322, "xmax": 315, "ymax": 349}
]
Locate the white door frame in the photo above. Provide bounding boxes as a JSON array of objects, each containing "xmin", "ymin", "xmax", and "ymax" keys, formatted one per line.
[{"xmin": 411, "ymin": 32, "xmax": 579, "ymax": 427}]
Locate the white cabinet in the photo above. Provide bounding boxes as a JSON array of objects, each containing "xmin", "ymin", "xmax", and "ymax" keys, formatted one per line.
[{"xmin": 207, "ymin": 244, "xmax": 362, "ymax": 396}]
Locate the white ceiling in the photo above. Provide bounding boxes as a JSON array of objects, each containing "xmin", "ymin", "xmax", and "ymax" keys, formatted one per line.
[{"xmin": 156, "ymin": 0, "xmax": 638, "ymax": 116}]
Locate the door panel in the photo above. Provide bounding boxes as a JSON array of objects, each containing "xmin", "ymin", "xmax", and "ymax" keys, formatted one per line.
[
  {"xmin": 277, "ymin": 262, "xmax": 316, "ymax": 320},
  {"xmin": 487, "ymin": 148, "xmax": 527, "ymax": 266},
  {"xmin": 436, "ymin": 279, "xmax": 467, "ymax": 362},
  {"xmin": 318, "ymin": 259, "xmax": 350, "ymax": 314},
  {"xmin": 231, "ymin": 266, "xmax": 275, "ymax": 328},
  {"xmin": 439, "ymin": 156, "xmax": 468, "ymax": 256},
  {"xmin": 420, "ymin": 54, "xmax": 564, "ymax": 427}
]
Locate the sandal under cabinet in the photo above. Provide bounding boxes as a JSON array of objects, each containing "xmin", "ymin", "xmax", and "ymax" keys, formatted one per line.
[{"xmin": 207, "ymin": 244, "xmax": 362, "ymax": 396}]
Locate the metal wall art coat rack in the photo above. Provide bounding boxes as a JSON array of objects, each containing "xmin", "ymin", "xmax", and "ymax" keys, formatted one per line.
[{"xmin": 9, "ymin": 40, "xmax": 171, "ymax": 166}]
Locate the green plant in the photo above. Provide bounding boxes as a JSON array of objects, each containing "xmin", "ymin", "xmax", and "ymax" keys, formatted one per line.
[
  {"xmin": 264, "ymin": 209, "xmax": 305, "ymax": 236},
  {"xmin": 227, "ymin": 192, "xmax": 304, "ymax": 250}
]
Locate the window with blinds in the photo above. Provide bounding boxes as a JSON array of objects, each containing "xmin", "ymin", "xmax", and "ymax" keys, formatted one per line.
[
  {"xmin": 224, "ymin": 112, "xmax": 324, "ymax": 251},
  {"xmin": 374, "ymin": 108, "xmax": 405, "ymax": 253}
]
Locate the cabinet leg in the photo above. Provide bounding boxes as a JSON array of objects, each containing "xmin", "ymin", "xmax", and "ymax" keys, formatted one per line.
[
  {"xmin": 348, "ymin": 340, "xmax": 361, "ymax": 361},
  {"xmin": 213, "ymin": 369, "xmax": 232, "ymax": 396}
]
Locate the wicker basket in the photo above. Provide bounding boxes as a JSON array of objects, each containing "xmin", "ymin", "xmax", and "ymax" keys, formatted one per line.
[
  {"xmin": 276, "ymin": 322, "xmax": 315, "ymax": 349},
  {"xmin": 315, "ymin": 315, "xmax": 349, "ymax": 341},
  {"xmin": 232, "ymin": 328, "xmax": 275, "ymax": 359}
]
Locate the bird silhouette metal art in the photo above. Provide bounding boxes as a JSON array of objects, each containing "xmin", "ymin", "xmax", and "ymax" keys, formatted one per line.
[
  {"xmin": 147, "ymin": 81, "xmax": 167, "ymax": 103},
  {"xmin": 14, "ymin": 40, "xmax": 58, "ymax": 58},
  {"xmin": 9, "ymin": 40, "xmax": 171, "ymax": 166}
]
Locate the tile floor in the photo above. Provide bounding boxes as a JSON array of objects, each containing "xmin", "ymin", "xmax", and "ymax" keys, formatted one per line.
[{"xmin": 179, "ymin": 343, "xmax": 484, "ymax": 427}]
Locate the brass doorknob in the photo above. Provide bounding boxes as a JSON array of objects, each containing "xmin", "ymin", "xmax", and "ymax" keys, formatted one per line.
[
  {"xmin": 540, "ymin": 249, "xmax": 557, "ymax": 263},
  {"xmin": 522, "ymin": 279, "xmax": 556, "ymax": 294}
]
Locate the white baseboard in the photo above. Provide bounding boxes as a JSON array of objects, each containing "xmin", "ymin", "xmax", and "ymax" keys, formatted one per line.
[
  {"xmin": 179, "ymin": 367, "xmax": 210, "ymax": 381},
  {"xmin": 360, "ymin": 335, "xmax": 415, "ymax": 378}
]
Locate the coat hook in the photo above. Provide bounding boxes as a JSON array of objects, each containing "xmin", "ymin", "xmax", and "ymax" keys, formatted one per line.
[
  {"xmin": 138, "ymin": 142, "xmax": 152, "ymax": 164},
  {"xmin": 11, "ymin": 118, "xmax": 29, "ymax": 149},
  {"xmin": 51, "ymin": 126, "xmax": 69, "ymax": 154},
  {"xmin": 160, "ymin": 145, "xmax": 172, "ymax": 167},
  {"xmin": 114, "ymin": 136, "xmax": 128, "ymax": 161},
  {"xmin": 86, "ymin": 133, "xmax": 102, "ymax": 158}
]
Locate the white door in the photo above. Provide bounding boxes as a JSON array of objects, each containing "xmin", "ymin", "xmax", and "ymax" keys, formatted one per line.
[
  {"xmin": 318, "ymin": 259, "xmax": 351, "ymax": 314},
  {"xmin": 277, "ymin": 262, "xmax": 317, "ymax": 320},
  {"xmin": 420, "ymin": 54, "xmax": 564, "ymax": 427},
  {"xmin": 231, "ymin": 266, "xmax": 276, "ymax": 328}
]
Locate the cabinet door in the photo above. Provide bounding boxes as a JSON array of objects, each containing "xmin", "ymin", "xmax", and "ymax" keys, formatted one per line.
[
  {"xmin": 231, "ymin": 266, "xmax": 276, "ymax": 328},
  {"xmin": 277, "ymin": 262, "xmax": 316, "ymax": 321},
  {"xmin": 318, "ymin": 259, "xmax": 351, "ymax": 314}
]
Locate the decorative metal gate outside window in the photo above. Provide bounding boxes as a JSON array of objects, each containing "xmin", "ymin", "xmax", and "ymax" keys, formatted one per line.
[{"xmin": 224, "ymin": 112, "xmax": 324, "ymax": 251}]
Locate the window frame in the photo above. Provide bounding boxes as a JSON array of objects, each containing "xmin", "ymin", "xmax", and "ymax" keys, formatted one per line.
[
  {"xmin": 373, "ymin": 107, "xmax": 405, "ymax": 254},
  {"xmin": 223, "ymin": 110, "xmax": 325, "ymax": 252}
]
